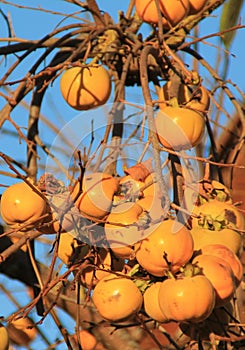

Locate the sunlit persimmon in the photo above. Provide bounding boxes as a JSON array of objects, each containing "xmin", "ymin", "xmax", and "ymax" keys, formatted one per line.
[
  {"xmin": 0, "ymin": 324, "xmax": 9, "ymax": 350},
  {"xmin": 0, "ymin": 181, "xmax": 48, "ymax": 231},
  {"xmin": 135, "ymin": 0, "xmax": 162, "ymax": 24},
  {"xmin": 118, "ymin": 175, "xmax": 145, "ymax": 201},
  {"xmin": 159, "ymin": 82, "xmax": 210, "ymax": 113},
  {"xmin": 71, "ymin": 172, "xmax": 119, "ymax": 220},
  {"xmin": 158, "ymin": 275, "xmax": 215, "ymax": 322},
  {"xmin": 57, "ymin": 232, "xmax": 86, "ymax": 265},
  {"xmin": 143, "ymin": 282, "xmax": 168, "ymax": 322},
  {"xmin": 92, "ymin": 273, "xmax": 143, "ymax": 322},
  {"xmin": 38, "ymin": 192, "xmax": 79, "ymax": 234},
  {"xmin": 105, "ymin": 202, "xmax": 146, "ymax": 259},
  {"xmin": 184, "ymin": 85, "xmax": 210, "ymax": 112},
  {"xmin": 60, "ymin": 65, "xmax": 111, "ymax": 110},
  {"xmin": 160, "ymin": 0, "xmax": 190, "ymax": 27},
  {"xmin": 137, "ymin": 195, "xmax": 165, "ymax": 222},
  {"xmin": 81, "ymin": 248, "xmax": 124, "ymax": 287},
  {"xmin": 189, "ymin": 0, "xmax": 207, "ymax": 14},
  {"xmin": 135, "ymin": 220, "xmax": 194, "ymax": 276},
  {"xmin": 72, "ymin": 329, "xmax": 97, "ymax": 350},
  {"xmin": 190, "ymin": 226, "xmax": 243, "ymax": 257},
  {"xmin": 198, "ymin": 244, "xmax": 243, "ymax": 287},
  {"xmin": 192, "ymin": 254, "xmax": 236, "ymax": 307},
  {"xmin": 135, "ymin": 0, "xmax": 189, "ymax": 28},
  {"xmin": 184, "ymin": 179, "xmax": 232, "ymax": 212},
  {"xmin": 155, "ymin": 107, "xmax": 205, "ymax": 150},
  {"xmin": 8, "ymin": 317, "xmax": 37, "ymax": 346},
  {"xmin": 192, "ymin": 200, "xmax": 245, "ymax": 231}
]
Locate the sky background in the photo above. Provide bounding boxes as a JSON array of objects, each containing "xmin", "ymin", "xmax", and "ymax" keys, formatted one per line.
[{"xmin": 0, "ymin": 1, "xmax": 245, "ymax": 349}]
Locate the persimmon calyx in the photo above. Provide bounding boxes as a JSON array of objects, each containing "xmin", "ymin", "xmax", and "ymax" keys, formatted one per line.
[
  {"xmin": 168, "ymin": 96, "xmax": 179, "ymax": 108},
  {"xmin": 182, "ymin": 263, "xmax": 202, "ymax": 278},
  {"xmin": 126, "ymin": 264, "xmax": 150, "ymax": 293},
  {"xmin": 196, "ymin": 214, "xmax": 230, "ymax": 230}
]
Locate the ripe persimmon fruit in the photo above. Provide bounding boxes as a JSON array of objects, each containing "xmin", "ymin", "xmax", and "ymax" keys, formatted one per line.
[
  {"xmin": 71, "ymin": 172, "xmax": 119, "ymax": 220},
  {"xmin": 189, "ymin": 0, "xmax": 207, "ymax": 14},
  {"xmin": 135, "ymin": 0, "xmax": 189, "ymax": 28},
  {"xmin": 192, "ymin": 254, "xmax": 236, "ymax": 307},
  {"xmin": 155, "ymin": 106, "xmax": 205, "ymax": 150},
  {"xmin": 0, "ymin": 181, "xmax": 48, "ymax": 231},
  {"xmin": 158, "ymin": 274, "xmax": 215, "ymax": 323},
  {"xmin": 72, "ymin": 329, "xmax": 97, "ymax": 350},
  {"xmin": 0, "ymin": 324, "xmax": 9, "ymax": 350},
  {"xmin": 60, "ymin": 65, "xmax": 111, "ymax": 110},
  {"xmin": 135, "ymin": 220, "xmax": 194, "ymax": 276},
  {"xmin": 92, "ymin": 273, "xmax": 143, "ymax": 322}
]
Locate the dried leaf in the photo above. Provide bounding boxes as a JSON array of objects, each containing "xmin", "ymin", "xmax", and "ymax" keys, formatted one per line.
[{"xmin": 124, "ymin": 158, "xmax": 153, "ymax": 182}]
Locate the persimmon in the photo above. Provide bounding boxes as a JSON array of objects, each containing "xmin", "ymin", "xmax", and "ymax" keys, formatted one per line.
[
  {"xmin": 190, "ymin": 226, "xmax": 243, "ymax": 256},
  {"xmin": 135, "ymin": 0, "xmax": 190, "ymax": 28},
  {"xmin": 57, "ymin": 232, "xmax": 87, "ymax": 265},
  {"xmin": 138, "ymin": 172, "xmax": 167, "ymax": 221},
  {"xmin": 208, "ymin": 180, "xmax": 232, "ymax": 203},
  {"xmin": 71, "ymin": 172, "xmax": 119, "ymax": 220},
  {"xmin": 184, "ymin": 179, "xmax": 232, "ymax": 212},
  {"xmin": 72, "ymin": 329, "xmax": 97, "ymax": 350},
  {"xmin": 143, "ymin": 172, "xmax": 161, "ymax": 197},
  {"xmin": 155, "ymin": 107, "xmax": 205, "ymax": 150},
  {"xmin": 81, "ymin": 248, "xmax": 124, "ymax": 287},
  {"xmin": 135, "ymin": 220, "xmax": 194, "ymax": 276},
  {"xmin": 189, "ymin": 0, "xmax": 207, "ymax": 14},
  {"xmin": 38, "ymin": 191, "xmax": 79, "ymax": 234},
  {"xmin": 192, "ymin": 200, "xmax": 245, "ymax": 231},
  {"xmin": 135, "ymin": 0, "xmax": 162, "ymax": 24},
  {"xmin": 184, "ymin": 85, "xmax": 210, "ymax": 113},
  {"xmin": 159, "ymin": 82, "xmax": 210, "ymax": 113},
  {"xmin": 60, "ymin": 65, "xmax": 111, "ymax": 110},
  {"xmin": 118, "ymin": 175, "xmax": 145, "ymax": 201},
  {"xmin": 137, "ymin": 195, "xmax": 165, "ymax": 221},
  {"xmin": 160, "ymin": 0, "xmax": 190, "ymax": 27},
  {"xmin": 92, "ymin": 273, "xmax": 143, "ymax": 322},
  {"xmin": 0, "ymin": 181, "xmax": 48, "ymax": 231},
  {"xmin": 198, "ymin": 244, "xmax": 243, "ymax": 287},
  {"xmin": 192, "ymin": 254, "xmax": 236, "ymax": 306},
  {"xmin": 0, "ymin": 324, "xmax": 9, "ymax": 350},
  {"xmin": 8, "ymin": 317, "xmax": 37, "ymax": 346},
  {"xmin": 105, "ymin": 202, "xmax": 146, "ymax": 259},
  {"xmin": 143, "ymin": 282, "xmax": 168, "ymax": 322},
  {"xmin": 158, "ymin": 275, "xmax": 215, "ymax": 323}
]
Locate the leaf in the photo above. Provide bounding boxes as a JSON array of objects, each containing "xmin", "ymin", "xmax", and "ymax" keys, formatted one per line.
[
  {"xmin": 124, "ymin": 158, "xmax": 153, "ymax": 182},
  {"xmin": 219, "ymin": 0, "xmax": 244, "ymax": 48}
]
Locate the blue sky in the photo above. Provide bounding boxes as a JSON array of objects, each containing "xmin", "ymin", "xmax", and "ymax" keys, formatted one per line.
[{"xmin": 0, "ymin": 1, "xmax": 245, "ymax": 349}]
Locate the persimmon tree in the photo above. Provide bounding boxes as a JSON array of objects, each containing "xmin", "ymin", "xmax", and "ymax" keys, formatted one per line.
[{"xmin": 0, "ymin": 1, "xmax": 244, "ymax": 349}]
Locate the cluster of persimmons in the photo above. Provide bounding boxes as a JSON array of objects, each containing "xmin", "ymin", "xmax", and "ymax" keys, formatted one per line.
[
  {"xmin": 1, "ymin": 159, "xmax": 244, "ymax": 329},
  {"xmin": 1, "ymin": 16, "xmax": 244, "ymax": 344},
  {"xmin": 1, "ymin": 69, "xmax": 244, "ymax": 344}
]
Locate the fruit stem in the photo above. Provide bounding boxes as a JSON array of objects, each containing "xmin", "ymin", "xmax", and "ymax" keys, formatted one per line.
[
  {"xmin": 163, "ymin": 252, "xmax": 176, "ymax": 279},
  {"xmin": 127, "ymin": 263, "xmax": 140, "ymax": 277}
]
